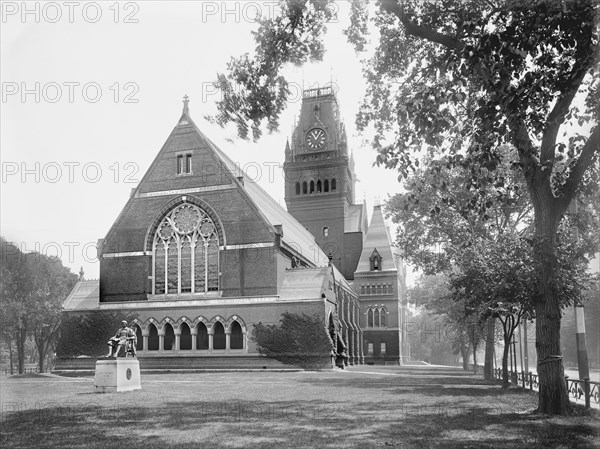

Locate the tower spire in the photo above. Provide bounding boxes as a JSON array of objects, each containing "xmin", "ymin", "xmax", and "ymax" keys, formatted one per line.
[{"xmin": 285, "ymin": 138, "xmax": 292, "ymax": 162}]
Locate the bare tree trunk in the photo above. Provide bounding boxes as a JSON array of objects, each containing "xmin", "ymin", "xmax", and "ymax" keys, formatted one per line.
[
  {"xmin": 533, "ymin": 202, "xmax": 570, "ymax": 414},
  {"xmin": 502, "ymin": 335, "xmax": 511, "ymax": 389},
  {"xmin": 17, "ymin": 327, "xmax": 26, "ymax": 374},
  {"xmin": 484, "ymin": 318, "xmax": 496, "ymax": 380},
  {"xmin": 36, "ymin": 337, "xmax": 46, "ymax": 373},
  {"xmin": 8, "ymin": 339, "xmax": 14, "ymax": 375},
  {"xmin": 461, "ymin": 343, "xmax": 469, "ymax": 371}
]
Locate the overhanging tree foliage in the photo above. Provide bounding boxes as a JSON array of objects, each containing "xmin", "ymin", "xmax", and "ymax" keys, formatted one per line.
[{"xmin": 210, "ymin": 0, "xmax": 599, "ymax": 414}]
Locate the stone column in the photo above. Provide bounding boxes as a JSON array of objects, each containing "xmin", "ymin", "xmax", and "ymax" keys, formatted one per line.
[
  {"xmin": 141, "ymin": 328, "xmax": 149, "ymax": 352},
  {"xmin": 158, "ymin": 328, "xmax": 165, "ymax": 352},
  {"xmin": 225, "ymin": 331, "xmax": 231, "ymax": 351},
  {"xmin": 208, "ymin": 331, "xmax": 214, "ymax": 351},
  {"xmin": 190, "ymin": 326, "xmax": 198, "ymax": 351},
  {"xmin": 174, "ymin": 328, "xmax": 181, "ymax": 351}
]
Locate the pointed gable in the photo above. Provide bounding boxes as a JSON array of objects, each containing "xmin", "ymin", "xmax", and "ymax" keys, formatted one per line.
[
  {"xmin": 355, "ymin": 205, "xmax": 397, "ymax": 273},
  {"xmin": 101, "ymin": 98, "xmax": 329, "ymax": 269}
]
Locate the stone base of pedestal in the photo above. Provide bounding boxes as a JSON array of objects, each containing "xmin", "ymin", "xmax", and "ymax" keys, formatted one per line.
[{"xmin": 94, "ymin": 358, "xmax": 141, "ymax": 393}]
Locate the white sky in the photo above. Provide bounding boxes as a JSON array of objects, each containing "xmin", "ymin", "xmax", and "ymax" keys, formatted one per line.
[{"xmin": 1, "ymin": 1, "xmax": 415, "ymax": 283}]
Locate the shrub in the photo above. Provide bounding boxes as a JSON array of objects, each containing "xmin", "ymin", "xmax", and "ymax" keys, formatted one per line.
[
  {"xmin": 56, "ymin": 311, "xmax": 137, "ymax": 357},
  {"xmin": 252, "ymin": 312, "xmax": 333, "ymax": 370}
]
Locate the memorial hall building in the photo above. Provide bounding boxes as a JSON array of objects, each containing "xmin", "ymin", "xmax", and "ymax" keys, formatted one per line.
[{"xmin": 61, "ymin": 86, "xmax": 407, "ymax": 370}]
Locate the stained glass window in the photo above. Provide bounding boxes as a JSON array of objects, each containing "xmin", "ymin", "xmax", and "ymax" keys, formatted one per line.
[{"xmin": 153, "ymin": 203, "xmax": 219, "ymax": 294}]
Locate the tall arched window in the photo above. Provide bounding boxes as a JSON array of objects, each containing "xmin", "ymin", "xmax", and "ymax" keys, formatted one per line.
[
  {"xmin": 163, "ymin": 323, "xmax": 175, "ymax": 350},
  {"xmin": 180, "ymin": 322, "xmax": 192, "ymax": 350},
  {"xmin": 360, "ymin": 285, "xmax": 365, "ymax": 295},
  {"xmin": 380, "ymin": 308, "xmax": 387, "ymax": 327},
  {"xmin": 367, "ymin": 309, "xmax": 374, "ymax": 327},
  {"xmin": 295, "ymin": 182, "xmax": 300, "ymax": 194},
  {"xmin": 317, "ymin": 180, "xmax": 322, "ymax": 192},
  {"xmin": 230, "ymin": 321, "xmax": 243, "ymax": 349},
  {"xmin": 324, "ymin": 179, "xmax": 329, "ymax": 192},
  {"xmin": 374, "ymin": 309, "xmax": 380, "ymax": 327},
  {"xmin": 377, "ymin": 284, "xmax": 382, "ymax": 295},
  {"xmin": 213, "ymin": 322, "xmax": 226, "ymax": 350},
  {"xmin": 197, "ymin": 322, "xmax": 208, "ymax": 350},
  {"xmin": 331, "ymin": 178, "xmax": 337, "ymax": 191},
  {"xmin": 302, "ymin": 181, "xmax": 308, "ymax": 194},
  {"xmin": 310, "ymin": 180, "xmax": 315, "ymax": 193},
  {"xmin": 153, "ymin": 203, "xmax": 219, "ymax": 295},
  {"xmin": 366, "ymin": 285, "xmax": 371, "ymax": 295},
  {"xmin": 148, "ymin": 323, "xmax": 159, "ymax": 351}
]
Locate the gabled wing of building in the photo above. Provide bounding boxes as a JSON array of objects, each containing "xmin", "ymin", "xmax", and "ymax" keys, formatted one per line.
[{"xmin": 355, "ymin": 205, "xmax": 397, "ymax": 273}]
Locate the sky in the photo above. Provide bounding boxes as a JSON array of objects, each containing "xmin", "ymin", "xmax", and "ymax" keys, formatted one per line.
[{"xmin": 1, "ymin": 1, "xmax": 414, "ymax": 282}]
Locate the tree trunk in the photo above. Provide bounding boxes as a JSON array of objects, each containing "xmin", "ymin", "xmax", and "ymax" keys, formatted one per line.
[
  {"xmin": 502, "ymin": 335, "xmax": 510, "ymax": 389},
  {"xmin": 17, "ymin": 327, "xmax": 26, "ymax": 374},
  {"xmin": 484, "ymin": 318, "xmax": 496, "ymax": 380},
  {"xmin": 533, "ymin": 201, "xmax": 570, "ymax": 414},
  {"xmin": 472, "ymin": 344, "xmax": 478, "ymax": 373},
  {"xmin": 9, "ymin": 339, "xmax": 14, "ymax": 375},
  {"xmin": 37, "ymin": 338, "xmax": 46, "ymax": 373},
  {"xmin": 461, "ymin": 343, "xmax": 469, "ymax": 371}
]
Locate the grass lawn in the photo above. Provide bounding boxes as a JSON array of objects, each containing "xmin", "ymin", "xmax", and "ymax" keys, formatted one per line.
[{"xmin": 0, "ymin": 365, "xmax": 598, "ymax": 448}]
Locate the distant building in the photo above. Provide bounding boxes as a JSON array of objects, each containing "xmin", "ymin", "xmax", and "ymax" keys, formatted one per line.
[{"xmin": 60, "ymin": 87, "xmax": 407, "ymax": 370}]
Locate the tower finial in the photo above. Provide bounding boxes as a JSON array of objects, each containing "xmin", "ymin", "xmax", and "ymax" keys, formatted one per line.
[
  {"xmin": 78, "ymin": 266, "xmax": 85, "ymax": 281},
  {"xmin": 183, "ymin": 95, "xmax": 190, "ymax": 115}
]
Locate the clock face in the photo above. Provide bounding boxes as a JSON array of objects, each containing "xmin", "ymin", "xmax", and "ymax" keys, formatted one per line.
[{"xmin": 306, "ymin": 128, "xmax": 326, "ymax": 150}]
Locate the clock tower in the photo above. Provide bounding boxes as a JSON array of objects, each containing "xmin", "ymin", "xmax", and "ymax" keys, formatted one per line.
[{"xmin": 284, "ymin": 86, "xmax": 363, "ymax": 279}]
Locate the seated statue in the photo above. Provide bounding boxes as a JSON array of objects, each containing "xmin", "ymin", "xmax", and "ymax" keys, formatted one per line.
[{"xmin": 107, "ymin": 321, "xmax": 137, "ymax": 358}]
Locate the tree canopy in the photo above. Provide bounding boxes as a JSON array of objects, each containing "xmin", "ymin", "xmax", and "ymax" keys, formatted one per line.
[
  {"xmin": 209, "ymin": 0, "xmax": 599, "ymax": 414},
  {"xmin": 0, "ymin": 237, "xmax": 77, "ymax": 373}
]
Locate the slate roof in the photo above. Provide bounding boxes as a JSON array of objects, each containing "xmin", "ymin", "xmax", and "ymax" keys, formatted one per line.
[
  {"xmin": 63, "ymin": 280, "xmax": 100, "ymax": 311},
  {"xmin": 279, "ymin": 267, "xmax": 330, "ymax": 300},
  {"xmin": 355, "ymin": 205, "xmax": 397, "ymax": 273}
]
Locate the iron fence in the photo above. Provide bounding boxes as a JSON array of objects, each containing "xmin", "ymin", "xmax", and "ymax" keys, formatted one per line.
[{"xmin": 492, "ymin": 367, "xmax": 599, "ymax": 409}]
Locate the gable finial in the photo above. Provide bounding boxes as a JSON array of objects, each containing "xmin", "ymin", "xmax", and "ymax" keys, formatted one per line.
[{"xmin": 183, "ymin": 95, "xmax": 190, "ymax": 115}]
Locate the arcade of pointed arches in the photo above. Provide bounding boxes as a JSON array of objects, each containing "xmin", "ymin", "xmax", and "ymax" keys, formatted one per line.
[
  {"xmin": 295, "ymin": 178, "xmax": 337, "ymax": 195},
  {"xmin": 127, "ymin": 316, "xmax": 247, "ymax": 352},
  {"xmin": 360, "ymin": 283, "xmax": 393, "ymax": 295}
]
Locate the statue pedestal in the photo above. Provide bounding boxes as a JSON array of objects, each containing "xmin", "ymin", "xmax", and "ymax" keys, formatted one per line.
[{"xmin": 94, "ymin": 358, "xmax": 141, "ymax": 393}]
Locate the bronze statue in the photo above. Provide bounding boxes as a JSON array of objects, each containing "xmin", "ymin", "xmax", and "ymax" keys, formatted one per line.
[{"xmin": 107, "ymin": 321, "xmax": 137, "ymax": 358}]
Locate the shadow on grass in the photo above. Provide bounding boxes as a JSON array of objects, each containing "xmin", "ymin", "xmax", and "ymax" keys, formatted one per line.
[{"xmin": 1, "ymin": 396, "xmax": 598, "ymax": 449}]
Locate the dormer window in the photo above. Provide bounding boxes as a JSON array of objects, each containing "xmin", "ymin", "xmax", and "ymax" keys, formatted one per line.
[{"xmin": 369, "ymin": 249, "xmax": 382, "ymax": 271}]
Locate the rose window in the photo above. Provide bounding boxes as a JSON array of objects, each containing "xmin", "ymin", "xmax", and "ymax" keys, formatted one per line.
[{"xmin": 153, "ymin": 203, "xmax": 219, "ymax": 295}]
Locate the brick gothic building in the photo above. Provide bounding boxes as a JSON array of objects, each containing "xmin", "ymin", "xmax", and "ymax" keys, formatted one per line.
[{"xmin": 61, "ymin": 88, "xmax": 406, "ymax": 369}]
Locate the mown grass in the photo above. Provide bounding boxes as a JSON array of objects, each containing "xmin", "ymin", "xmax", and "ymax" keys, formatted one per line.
[{"xmin": 1, "ymin": 366, "xmax": 598, "ymax": 448}]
